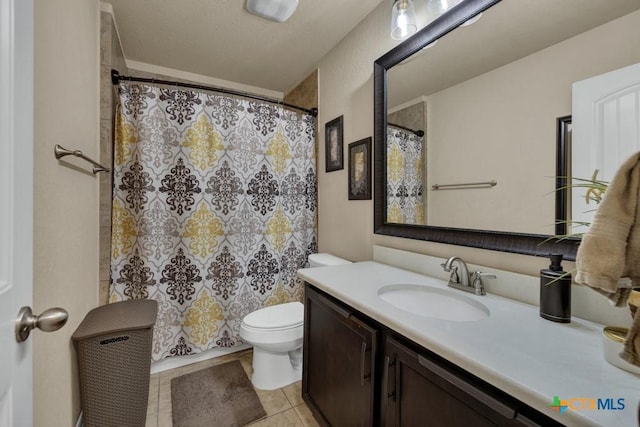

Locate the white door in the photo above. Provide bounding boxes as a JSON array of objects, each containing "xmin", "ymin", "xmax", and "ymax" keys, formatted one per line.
[
  {"xmin": 572, "ymin": 62, "xmax": 640, "ymax": 230},
  {"xmin": 0, "ymin": 0, "xmax": 33, "ymax": 425}
]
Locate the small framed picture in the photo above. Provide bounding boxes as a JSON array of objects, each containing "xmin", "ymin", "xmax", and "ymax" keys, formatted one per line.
[
  {"xmin": 325, "ymin": 115, "xmax": 344, "ymax": 172},
  {"xmin": 348, "ymin": 137, "xmax": 372, "ymax": 200}
]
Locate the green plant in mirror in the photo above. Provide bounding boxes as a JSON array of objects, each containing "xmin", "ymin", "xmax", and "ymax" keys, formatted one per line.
[
  {"xmin": 539, "ymin": 170, "xmax": 608, "ymax": 285},
  {"xmin": 555, "ymin": 169, "xmax": 609, "ymax": 241}
]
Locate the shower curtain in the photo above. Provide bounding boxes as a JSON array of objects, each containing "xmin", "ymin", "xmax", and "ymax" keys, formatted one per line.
[
  {"xmin": 386, "ymin": 125, "xmax": 425, "ymax": 225},
  {"xmin": 110, "ymin": 82, "xmax": 317, "ymax": 361}
]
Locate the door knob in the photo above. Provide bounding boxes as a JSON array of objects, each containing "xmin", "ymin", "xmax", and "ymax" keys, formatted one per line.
[{"xmin": 15, "ymin": 306, "xmax": 68, "ymax": 343}]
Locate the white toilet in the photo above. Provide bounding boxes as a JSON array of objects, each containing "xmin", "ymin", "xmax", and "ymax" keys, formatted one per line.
[{"xmin": 239, "ymin": 253, "xmax": 351, "ymax": 390}]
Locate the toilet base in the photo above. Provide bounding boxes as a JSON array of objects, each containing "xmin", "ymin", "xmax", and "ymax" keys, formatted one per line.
[{"xmin": 250, "ymin": 346, "xmax": 302, "ymax": 390}]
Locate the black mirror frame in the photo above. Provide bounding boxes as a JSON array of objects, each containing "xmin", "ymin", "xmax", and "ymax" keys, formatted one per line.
[{"xmin": 373, "ymin": 0, "xmax": 580, "ymax": 260}]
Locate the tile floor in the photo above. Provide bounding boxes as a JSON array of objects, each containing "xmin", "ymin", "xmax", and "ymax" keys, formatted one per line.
[{"xmin": 145, "ymin": 349, "xmax": 320, "ymax": 427}]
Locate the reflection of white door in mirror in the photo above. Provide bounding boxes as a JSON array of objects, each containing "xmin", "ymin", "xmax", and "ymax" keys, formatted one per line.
[{"xmin": 572, "ymin": 62, "xmax": 640, "ymax": 233}]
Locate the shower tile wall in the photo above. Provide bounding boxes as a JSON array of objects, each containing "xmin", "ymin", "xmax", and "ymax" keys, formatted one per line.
[
  {"xmin": 387, "ymin": 101, "xmax": 426, "ymax": 135},
  {"xmin": 283, "ymin": 70, "xmax": 318, "ymax": 111},
  {"xmin": 285, "ymin": 70, "xmax": 319, "ymax": 232},
  {"xmin": 99, "ymin": 11, "xmax": 128, "ymax": 305},
  {"xmin": 124, "ymin": 69, "xmax": 319, "ymax": 111},
  {"xmin": 126, "ymin": 69, "xmax": 195, "ymax": 83}
]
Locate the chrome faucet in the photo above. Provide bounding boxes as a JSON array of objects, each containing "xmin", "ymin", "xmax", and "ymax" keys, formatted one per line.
[
  {"xmin": 442, "ymin": 256, "xmax": 470, "ymax": 288},
  {"xmin": 441, "ymin": 256, "xmax": 495, "ymax": 296}
]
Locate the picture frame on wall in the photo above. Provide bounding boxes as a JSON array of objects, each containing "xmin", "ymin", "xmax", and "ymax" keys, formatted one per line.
[
  {"xmin": 348, "ymin": 137, "xmax": 372, "ymax": 200},
  {"xmin": 325, "ymin": 115, "xmax": 344, "ymax": 172}
]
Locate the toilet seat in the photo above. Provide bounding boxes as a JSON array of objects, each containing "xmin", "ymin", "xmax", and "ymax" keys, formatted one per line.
[{"xmin": 241, "ymin": 302, "xmax": 303, "ymax": 330}]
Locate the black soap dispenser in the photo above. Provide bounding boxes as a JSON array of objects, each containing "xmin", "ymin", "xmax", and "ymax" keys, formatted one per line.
[{"xmin": 539, "ymin": 254, "xmax": 571, "ymax": 323}]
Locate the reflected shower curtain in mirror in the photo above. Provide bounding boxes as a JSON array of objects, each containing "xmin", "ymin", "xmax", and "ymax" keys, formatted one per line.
[
  {"xmin": 386, "ymin": 125, "xmax": 425, "ymax": 225},
  {"xmin": 110, "ymin": 82, "xmax": 317, "ymax": 361}
]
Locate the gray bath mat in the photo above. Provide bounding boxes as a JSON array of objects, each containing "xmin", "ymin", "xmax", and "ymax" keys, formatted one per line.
[{"xmin": 171, "ymin": 360, "xmax": 266, "ymax": 427}]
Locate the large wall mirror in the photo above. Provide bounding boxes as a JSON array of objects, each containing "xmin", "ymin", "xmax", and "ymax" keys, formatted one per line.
[{"xmin": 374, "ymin": 0, "xmax": 640, "ymax": 260}]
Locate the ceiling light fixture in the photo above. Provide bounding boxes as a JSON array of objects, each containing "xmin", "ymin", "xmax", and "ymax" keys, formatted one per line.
[
  {"xmin": 391, "ymin": 0, "xmax": 418, "ymax": 40},
  {"xmin": 460, "ymin": 13, "xmax": 482, "ymax": 26},
  {"xmin": 246, "ymin": 0, "xmax": 299, "ymax": 23},
  {"xmin": 426, "ymin": 0, "xmax": 462, "ymax": 18},
  {"xmin": 426, "ymin": 0, "xmax": 482, "ymax": 26}
]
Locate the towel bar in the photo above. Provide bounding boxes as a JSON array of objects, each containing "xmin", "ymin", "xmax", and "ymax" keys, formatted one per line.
[
  {"xmin": 54, "ymin": 144, "xmax": 110, "ymax": 174},
  {"xmin": 432, "ymin": 180, "xmax": 497, "ymax": 190}
]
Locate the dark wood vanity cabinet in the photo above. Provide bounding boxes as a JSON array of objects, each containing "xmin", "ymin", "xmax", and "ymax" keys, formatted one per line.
[
  {"xmin": 382, "ymin": 337, "xmax": 544, "ymax": 427},
  {"xmin": 303, "ymin": 284, "xmax": 563, "ymax": 427},
  {"xmin": 303, "ymin": 285, "xmax": 378, "ymax": 426}
]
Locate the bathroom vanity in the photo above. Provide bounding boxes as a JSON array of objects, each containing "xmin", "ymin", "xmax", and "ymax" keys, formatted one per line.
[
  {"xmin": 303, "ymin": 285, "xmax": 549, "ymax": 426},
  {"xmin": 298, "ymin": 261, "xmax": 639, "ymax": 427}
]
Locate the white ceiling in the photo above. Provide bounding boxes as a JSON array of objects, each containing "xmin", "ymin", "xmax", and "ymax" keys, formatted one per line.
[{"xmin": 106, "ymin": 0, "xmax": 385, "ymax": 93}]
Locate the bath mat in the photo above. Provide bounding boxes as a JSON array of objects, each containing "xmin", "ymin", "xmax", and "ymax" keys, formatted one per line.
[{"xmin": 171, "ymin": 360, "xmax": 266, "ymax": 427}]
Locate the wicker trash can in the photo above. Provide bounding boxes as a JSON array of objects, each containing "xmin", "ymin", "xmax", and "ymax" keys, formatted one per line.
[{"xmin": 72, "ymin": 299, "xmax": 158, "ymax": 427}]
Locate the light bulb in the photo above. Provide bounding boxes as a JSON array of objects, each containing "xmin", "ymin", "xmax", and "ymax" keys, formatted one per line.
[
  {"xmin": 435, "ymin": 0, "xmax": 449, "ymax": 14},
  {"xmin": 391, "ymin": 0, "xmax": 418, "ymax": 40},
  {"xmin": 397, "ymin": 11, "xmax": 409, "ymax": 37}
]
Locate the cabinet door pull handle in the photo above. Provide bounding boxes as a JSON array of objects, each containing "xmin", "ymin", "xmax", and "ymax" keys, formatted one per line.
[
  {"xmin": 514, "ymin": 413, "xmax": 538, "ymax": 426},
  {"xmin": 318, "ymin": 293, "xmax": 351, "ymax": 318},
  {"xmin": 382, "ymin": 356, "xmax": 390, "ymax": 399},
  {"xmin": 360, "ymin": 341, "xmax": 367, "ymax": 386},
  {"xmin": 417, "ymin": 355, "xmax": 516, "ymax": 419},
  {"xmin": 382, "ymin": 355, "xmax": 390, "ymax": 417}
]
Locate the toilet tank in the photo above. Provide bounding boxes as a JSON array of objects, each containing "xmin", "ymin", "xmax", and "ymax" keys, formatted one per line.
[{"xmin": 308, "ymin": 253, "xmax": 351, "ymax": 267}]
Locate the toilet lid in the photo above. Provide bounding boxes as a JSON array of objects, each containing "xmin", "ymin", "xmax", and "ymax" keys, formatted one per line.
[{"xmin": 242, "ymin": 302, "xmax": 304, "ymax": 330}]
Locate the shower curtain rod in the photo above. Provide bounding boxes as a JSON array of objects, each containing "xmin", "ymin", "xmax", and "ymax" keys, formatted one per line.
[
  {"xmin": 388, "ymin": 122, "xmax": 424, "ymax": 137},
  {"xmin": 111, "ymin": 70, "xmax": 318, "ymax": 117}
]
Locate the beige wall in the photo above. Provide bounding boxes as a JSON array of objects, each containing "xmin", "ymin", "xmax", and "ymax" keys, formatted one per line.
[
  {"xmin": 34, "ymin": 0, "xmax": 100, "ymax": 425},
  {"xmin": 315, "ymin": 2, "xmax": 563, "ymax": 275},
  {"xmin": 316, "ymin": 3, "xmax": 397, "ymax": 263}
]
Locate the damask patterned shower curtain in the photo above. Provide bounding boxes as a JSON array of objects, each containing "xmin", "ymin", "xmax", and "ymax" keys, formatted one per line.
[
  {"xmin": 110, "ymin": 82, "xmax": 317, "ymax": 361},
  {"xmin": 386, "ymin": 125, "xmax": 425, "ymax": 225}
]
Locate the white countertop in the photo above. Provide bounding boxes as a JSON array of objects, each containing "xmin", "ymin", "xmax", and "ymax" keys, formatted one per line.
[{"xmin": 298, "ymin": 261, "xmax": 640, "ymax": 427}]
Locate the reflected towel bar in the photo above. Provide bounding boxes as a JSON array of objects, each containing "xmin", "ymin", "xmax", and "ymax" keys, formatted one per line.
[
  {"xmin": 54, "ymin": 144, "xmax": 110, "ymax": 174},
  {"xmin": 432, "ymin": 180, "xmax": 497, "ymax": 190}
]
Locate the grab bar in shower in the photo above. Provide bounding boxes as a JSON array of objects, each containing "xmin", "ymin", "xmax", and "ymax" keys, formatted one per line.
[
  {"xmin": 54, "ymin": 144, "xmax": 110, "ymax": 174},
  {"xmin": 431, "ymin": 180, "xmax": 497, "ymax": 190}
]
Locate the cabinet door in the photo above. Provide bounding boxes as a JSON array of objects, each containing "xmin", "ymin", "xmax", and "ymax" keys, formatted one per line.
[
  {"xmin": 383, "ymin": 337, "xmax": 526, "ymax": 427},
  {"xmin": 303, "ymin": 285, "xmax": 378, "ymax": 427}
]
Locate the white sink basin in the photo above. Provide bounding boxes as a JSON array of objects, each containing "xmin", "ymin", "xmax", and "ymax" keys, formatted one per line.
[{"xmin": 378, "ymin": 284, "xmax": 490, "ymax": 322}]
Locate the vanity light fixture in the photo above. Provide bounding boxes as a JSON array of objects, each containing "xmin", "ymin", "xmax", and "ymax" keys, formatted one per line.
[
  {"xmin": 426, "ymin": 0, "xmax": 462, "ymax": 18},
  {"xmin": 391, "ymin": 0, "xmax": 418, "ymax": 40},
  {"xmin": 460, "ymin": 13, "xmax": 482, "ymax": 26},
  {"xmin": 246, "ymin": 0, "xmax": 298, "ymax": 23},
  {"xmin": 425, "ymin": 0, "xmax": 481, "ymax": 26}
]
